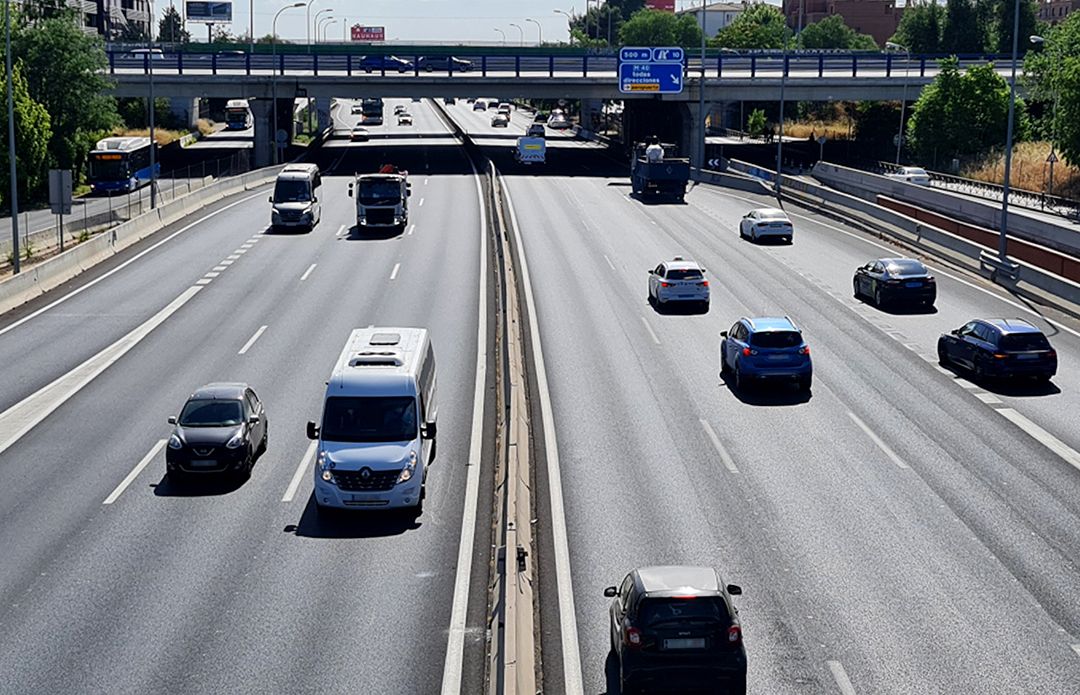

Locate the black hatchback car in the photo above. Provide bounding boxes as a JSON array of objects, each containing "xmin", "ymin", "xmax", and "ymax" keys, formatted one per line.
[
  {"xmin": 853, "ymin": 257, "xmax": 936, "ymax": 307},
  {"xmin": 605, "ymin": 566, "xmax": 746, "ymax": 695},
  {"xmin": 937, "ymin": 318, "xmax": 1057, "ymax": 382},
  {"xmin": 166, "ymin": 383, "xmax": 268, "ymax": 479},
  {"xmin": 417, "ymin": 55, "xmax": 472, "ymax": 72}
]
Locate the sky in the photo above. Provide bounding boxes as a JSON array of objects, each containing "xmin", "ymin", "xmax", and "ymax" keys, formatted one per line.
[{"xmin": 162, "ymin": 0, "xmax": 784, "ymax": 45}]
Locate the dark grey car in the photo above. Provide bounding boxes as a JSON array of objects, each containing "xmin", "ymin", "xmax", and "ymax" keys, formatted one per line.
[
  {"xmin": 853, "ymin": 257, "xmax": 936, "ymax": 307},
  {"xmin": 166, "ymin": 383, "xmax": 268, "ymax": 480}
]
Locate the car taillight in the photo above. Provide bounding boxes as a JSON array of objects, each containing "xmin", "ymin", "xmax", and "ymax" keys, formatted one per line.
[
  {"xmin": 727, "ymin": 625, "xmax": 742, "ymax": 644},
  {"xmin": 993, "ymin": 353, "xmax": 1007, "ymax": 359},
  {"xmin": 799, "ymin": 346, "xmax": 810, "ymax": 355},
  {"xmin": 660, "ymin": 282, "xmax": 672, "ymax": 288},
  {"xmin": 741, "ymin": 347, "xmax": 757, "ymax": 357},
  {"xmin": 699, "ymin": 280, "xmax": 709, "ymax": 287},
  {"xmin": 1048, "ymin": 350, "xmax": 1057, "ymax": 359},
  {"xmin": 624, "ymin": 625, "xmax": 643, "ymax": 649}
]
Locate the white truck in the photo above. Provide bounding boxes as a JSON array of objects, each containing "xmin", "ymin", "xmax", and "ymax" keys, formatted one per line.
[
  {"xmin": 514, "ymin": 136, "xmax": 546, "ymax": 165},
  {"xmin": 348, "ymin": 169, "xmax": 410, "ymax": 231}
]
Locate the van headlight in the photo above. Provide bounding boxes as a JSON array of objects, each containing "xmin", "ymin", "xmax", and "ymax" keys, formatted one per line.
[
  {"xmin": 318, "ymin": 451, "xmax": 336, "ymax": 484},
  {"xmin": 397, "ymin": 451, "xmax": 418, "ymax": 484}
]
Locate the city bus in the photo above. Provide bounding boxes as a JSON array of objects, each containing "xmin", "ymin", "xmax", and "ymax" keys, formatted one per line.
[
  {"xmin": 224, "ymin": 99, "xmax": 253, "ymax": 130},
  {"xmin": 87, "ymin": 136, "xmax": 159, "ymax": 194}
]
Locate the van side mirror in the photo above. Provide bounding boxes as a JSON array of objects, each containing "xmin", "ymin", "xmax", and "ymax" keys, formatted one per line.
[
  {"xmin": 603, "ymin": 586, "xmax": 618, "ymax": 598},
  {"xmin": 726, "ymin": 584, "xmax": 742, "ymax": 596},
  {"xmin": 306, "ymin": 421, "xmax": 319, "ymax": 440},
  {"xmin": 422, "ymin": 421, "xmax": 437, "ymax": 439},
  {"xmin": 168, "ymin": 415, "xmax": 177, "ymax": 425}
]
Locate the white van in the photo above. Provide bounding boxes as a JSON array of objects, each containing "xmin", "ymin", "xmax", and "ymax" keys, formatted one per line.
[
  {"xmin": 307, "ymin": 328, "xmax": 437, "ymax": 513},
  {"xmin": 270, "ymin": 163, "xmax": 322, "ymax": 231}
]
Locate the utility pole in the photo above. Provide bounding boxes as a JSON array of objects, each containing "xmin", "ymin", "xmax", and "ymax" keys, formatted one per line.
[{"xmin": 5, "ymin": 0, "xmax": 19, "ymax": 273}]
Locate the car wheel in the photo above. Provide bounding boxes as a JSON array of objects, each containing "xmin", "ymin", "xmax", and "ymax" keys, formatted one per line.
[
  {"xmin": 734, "ymin": 363, "xmax": 745, "ymax": 392},
  {"xmin": 973, "ymin": 358, "xmax": 986, "ymax": 381},
  {"xmin": 258, "ymin": 429, "xmax": 268, "ymax": 456},
  {"xmin": 720, "ymin": 351, "xmax": 731, "ymax": 377},
  {"xmin": 726, "ymin": 675, "xmax": 748, "ymax": 695},
  {"xmin": 853, "ymin": 279, "xmax": 862, "ymax": 299},
  {"xmin": 937, "ymin": 344, "xmax": 949, "ymax": 366},
  {"xmin": 701, "ymin": 300, "xmax": 710, "ymax": 313},
  {"xmin": 751, "ymin": 228, "xmax": 758, "ymax": 243}
]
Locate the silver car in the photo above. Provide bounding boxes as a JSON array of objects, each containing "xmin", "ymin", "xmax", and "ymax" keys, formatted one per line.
[
  {"xmin": 739, "ymin": 208, "xmax": 793, "ymax": 243},
  {"xmin": 648, "ymin": 257, "xmax": 710, "ymax": 310}
]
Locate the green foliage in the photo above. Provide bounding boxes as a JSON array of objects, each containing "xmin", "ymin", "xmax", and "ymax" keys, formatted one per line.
[
  {"xmin": 710, "ymin": 3, "xmax": 790, "ymax": 50},
  {"xmin": 77, "ymin": 230, "xmax": 90, "ymax": 244},
  {"xmin": 116, "ymin": 97, "xmax": 185, "ymax": 131},
  {"xmin": 159, "ymin": 6, "xmax": 190, "ymax": 44},
  {"xmin": 853, "ymin": 101, "xmax": 902, "ymax": 153},
  {"xmin": 0, "ymin": 59, "xmax": 51, "ymax": 209},
  {"xmin": 942, "ymin": 0, "xmax": 985, "ymax": 54},
  {"xmin": 991, "ymin": 0, "xmax": 1039, "ymax": 54},
  {"xmin": 17, "ymin": 0, "xmax": 69, "ymax": 23},
  {"xmin": 569, "ymin": 1, "xmax": 645, "ymax": 44},
  {"xmin": 22, "ymin": 240, "xmax": 34, "ymax": 261},
  {"xmin": 798, "ymin": 15, "xmax": 878, "ymax": 50},
  {"xmin": 1024, "ymin": 13, "xmax": 1080, "ymax": 163},
  {"xmin": 1053, "ymin": 57, "xmax": 1080, "ymax": 166},
  {"xmin": 907, "ymin": 57, "xmax": 1028, "ymax": 166},
  {"xmin": 890, "ymin": 1, "xmax": 944, "ymax": 53},
  {"xmin": 747, "ymin": 108, "xmax": 766, "ymax": 138},
  {"xmin": 618, "ymin": 9, "xmax": 702, "ymax": 47}
]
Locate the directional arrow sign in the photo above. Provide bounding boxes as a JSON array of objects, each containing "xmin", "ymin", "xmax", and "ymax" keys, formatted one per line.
[
  {"xmin": 707, "ymin": 158, "xmax": 721, "ymax": 168},
  {"xmin": 619, "ymin": 62, "xmax": 684, "ymax": 94}
]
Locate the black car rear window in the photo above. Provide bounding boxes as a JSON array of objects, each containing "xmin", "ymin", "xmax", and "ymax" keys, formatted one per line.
[
  {"xmin": 666, "ymin": 269, "xmax": 702, "ymax": 280},
  {"xmin": 885, "ymin": 259, "xmax": 928, "ymax": 276},
  {"xmin": 999, "ymin": 333, "xmax": 1051, "ymax": 351},
  {"xmin": 750, "ymin": 331, "xmax": 802, "ymax": 348},
  {"xmin": 639, "ymin": 598, "xmax": 730, "ymax": 626}
]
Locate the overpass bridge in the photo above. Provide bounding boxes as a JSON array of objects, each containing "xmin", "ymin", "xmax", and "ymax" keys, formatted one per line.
[{"xmin": 108, "ymin": 49, "xmax": 1019, "ymax": 167}]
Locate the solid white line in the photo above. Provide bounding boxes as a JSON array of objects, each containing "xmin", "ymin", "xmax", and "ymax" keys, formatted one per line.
[
  {"xmin": 847, "ymin": 412, "xmax": 909, "ymax": 469},
  {"xmin": 407, "ymin": 224, "xmax": 416, "ymax": 236},
  {"xmin": 640, "ymin": 316, "xmax": 661, "ymax": 345},
  {"xmin": 282, "ymin": 441, "xmax": 318, "ymax": 503},
  {"xmin": 699, "ymin": 419, "xmax": 739, "ymax": 473},
  {"xmin": 300, "ymin": 263, "xmax": 317, "ymax": 281},
  {"xmin": 103, "ymin": 439, "xmax": 166, "ymax": 505},
  {"xmin": 390, "ymin": 262, "xmax": 401, "ymax": 280},
  {"xmin": 827, "ymin": 660, "xmax": 858, "ymax": 695},
  {"xmin": 0, "ymin": 286, "xmax": 202, "ymax": 457},
  {"xmin": 238, "ymin": 325, "xmax": 268, "ymax": 355},
  {"xmin": 603, "ymin": 254, "xmax": 615, "ymax": 271},
  {"xmin": 496, "ymin": 169, "xmax": 585, "ymax": 694},
  {"xmin": 997, "ymin": 408, "xmax": 1080, "ymax": 471},
  {"xmin": 0, "ymin": 191, "xmax": 262, "ymax": 338},
  {"xmin": 440, "ymin": 157, "xmax": 489, "ymax": 695}
]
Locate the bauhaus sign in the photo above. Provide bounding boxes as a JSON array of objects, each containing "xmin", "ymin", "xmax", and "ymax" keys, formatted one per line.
[{"xmin": 351, "ymin": 25, "xmax": 386, "ymax": 42}]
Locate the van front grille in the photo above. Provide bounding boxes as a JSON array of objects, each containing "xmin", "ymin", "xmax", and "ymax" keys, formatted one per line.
[{"xmin": 335, "ymin": 468, "xmax": 398, "ymax": 492}]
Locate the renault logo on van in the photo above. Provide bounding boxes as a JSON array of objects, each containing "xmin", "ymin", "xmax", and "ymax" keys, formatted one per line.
[{"xmin": 359, "ymin": 467, "xmax": 372, "ymax": 480}]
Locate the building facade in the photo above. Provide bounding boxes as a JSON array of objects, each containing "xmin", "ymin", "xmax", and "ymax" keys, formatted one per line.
[
  {"xmin": 677, "ymin": 2, "xmax": 747, "ymax": 37},
  {"xmin": 783, "ymin": 0, "xmax": 902, "ymax": 47},
  {"xmin": 1038, "ymin": 0, "xmax": 1080, "ymax": 25},
  {"xmin": 43, "ymin": 0, "xmax": 153, "ymax": 38}
]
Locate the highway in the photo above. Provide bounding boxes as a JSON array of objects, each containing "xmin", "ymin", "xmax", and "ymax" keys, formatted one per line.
[
  {"xmin": 0, "ymin": 98, "xmax": 490, "ymax": 694},
  {"xmin": 444, "ymin": 102, "xmax": 1080, "ymax": 693}
]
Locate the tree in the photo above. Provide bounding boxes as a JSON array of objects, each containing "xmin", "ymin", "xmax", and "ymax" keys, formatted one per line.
[
  {"xmin": 14, "ymin": 14, "xmax": 119, "ymax": 175},
  {"xmin": 853, "ymin": 101, "xmax": 902, "ymax": 154},
  {"xmin": 159, "ymin": 5, "xmax": 190, "ymax": 44},
  {"xmin": 0, "ymin": 59, "xmax": 51, "ymax": 207},
  {"xmin": 942, "ymin": 0, "xmax": 985, "ymax": 54},
  {"xmin": 710, "ymin": 3, "xmax": 790, "ymax": 50},
  {"xmin": 890, "ymin": 1, "xmax": 944, "ymax": 53},
  {"xmin": 798, "ymin": 15, "xmax": 879, "ymax": 50},
  {"xmin": 747, "ymin": 108, "xmax": 766, "ymax": 138},
  {"xmin": 992, "ymin": 0, "xmax": 1039, "ymax": 54},
  {"xmin": 907, "ymin": 57, "xmax": 1028, "ymax": 166},
  {"xmin": 1024, "ymin": 13, "xmax": 1080, "ymax": 157},
  {"xmin": 1054, "ymin": 56, "xmax": 1080, "ymax": 166},
  {"xmin": 116, "ymin": 19, "xmax": 149, "ymax": 43},
  {"xmin": 618, "ymin": 9, "xmax": 702, "ymax": 47}
]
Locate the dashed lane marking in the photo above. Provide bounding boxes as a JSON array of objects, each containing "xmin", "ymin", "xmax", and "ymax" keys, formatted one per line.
[
  {"xmin": 700, "ymin": 419, "xmax": 739, "ymax": 473},
  {"xmin": 300, "ymin": 263, "xmax": 317, "ymax": 282},
  {"xmin": 827, "ymin": 660, "xmax": 858, "ymax": 695},
  {"xmin": 390, "ymin": 263, "xmax": 401, "ymax": 281},
  {"xmin": 640, "ymin": 316, "xmax": 661, "ymax": 345},
  {"xmin": 847, "ymin": 412, "xmax": 909, "ymax": 469},
  {"xmin": 603, "ymin": 254, "xmax": 616, "ymax": 271},
  {"xmin": 238, "ymin": 325, "xmax": 268, "ymax": 355},
  {"xmin": 103, "ymin": 439, "xmax": 166, "ymax": 505}
]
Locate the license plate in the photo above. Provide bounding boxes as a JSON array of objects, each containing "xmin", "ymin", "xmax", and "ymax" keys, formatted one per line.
[
  {"xmin": 1017, "ymin": 354, "xmax": 1038, "ymax": 360},
  {"xmin": 905, "ymin": 281, "xmax": 923, "ymax": 288},
  {"xmin": 767, "ymin": 354, "xmax": 789, "ymax": 361},
  {"xmin": 664, "ymin": 638, "xmax": 705, "ymax": 650},
  {"xmin": 189, "ymin": 459, "xmax": 216, "ymax": 467}
]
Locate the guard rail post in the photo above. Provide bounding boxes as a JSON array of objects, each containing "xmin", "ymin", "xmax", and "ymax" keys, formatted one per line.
[
  {"xmin": 515, "ymin": 55, "xmax": 520, "ymax": 78},
  {"xmin": 346, "ymin": 54, "xmax": 352, "ymax": 75},
  {"xmin": 818, "ymin": 54, "xmax": 824, "ymax": 77},
  {"xmin": 583, "ymin": 54, "xmax": 588, "ymax": 77},
  {"xmin": 313, "ymin": 53, "xmax": 319, "ymax": 77},
  {"xmin": 549, "ymin": 55, "xmax": 554, "ymax": 78},
  {"xmin": 750, "ymin": 55, "xmax": 756, "ymax": 77},
  {"xmin": 212, "ymin": 53, "xmax": 217, "ymax": 75}
]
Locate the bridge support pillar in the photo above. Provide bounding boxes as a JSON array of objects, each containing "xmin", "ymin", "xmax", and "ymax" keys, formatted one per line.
[
  {"xmin": 681, "ymin": 101, "xmax": 709, "ymax": 172},
  {"xmin": 579, "ymin": 98, "xmax": 604, "ymax": 136},
  {"xmin": 251, "ymin": 97, "xmax": 274, "ymax": 169},
  {"xmin": 169, "ymin": 97, "xmax": 200, "ymax": 128},
  {"xmin": 317, "ymin": 98, "xmax": 331, "ymax": 133}
]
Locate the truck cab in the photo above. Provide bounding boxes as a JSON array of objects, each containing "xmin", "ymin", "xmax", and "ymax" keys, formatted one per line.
[{"xmin": 349, "ymin": 172, "xmax": 410, "ymax": 231}]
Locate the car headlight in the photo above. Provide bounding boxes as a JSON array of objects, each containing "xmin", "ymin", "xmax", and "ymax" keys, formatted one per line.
[
  {"xmin": 225, "ymin": 432, "xmax": 245, "ymax": 449},
  {"xmin": 168, "ymin": 434, "xmax": 183, "ymax": 450},
  {"xmin": 397, "ymin": 450, "xmax": 418, "ymax": 484}
]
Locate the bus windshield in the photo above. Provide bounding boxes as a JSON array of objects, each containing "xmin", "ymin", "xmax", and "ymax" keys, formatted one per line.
[
  {"xmin": 358, "ymin": 180, "xmax": 402, "ymax": 204},
  {"xmin": 88, "ymin": 155, "xmax": 128, "ymax": 182}
]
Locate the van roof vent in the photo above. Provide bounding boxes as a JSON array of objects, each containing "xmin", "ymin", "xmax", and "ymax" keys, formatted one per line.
[
  {"xmin": 349, "ymin": 349, "xmax": 404, "ymax": 367},
  {"xmin": 369, "ymin": 332, "xmax": 401, "ymax": 346}
]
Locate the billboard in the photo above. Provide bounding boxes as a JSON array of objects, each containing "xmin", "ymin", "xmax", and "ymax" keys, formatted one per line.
[
  {"xmin": 646, "ymin": 0, "xmax": 676, "ymax": 10},
  {"xmin": 186, "ymin": 1, "xmax": 233, "ymax": 23},
  {"xmin": 351, "ymin": 25, "xmax": 386, "ymax": 41}
]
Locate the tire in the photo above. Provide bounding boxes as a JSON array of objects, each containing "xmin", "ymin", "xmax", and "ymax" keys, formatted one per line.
[
  {"xmin": 720, "ymin": 352, "xmax": 731, "ymax": 377},
  {"xmin": 734, "ymin": 363, "xmax": 746, "ymax": 392},
  {"xmin": 853, "ymin": 279, "xmax": 862, "ymax": 299},
  {"xmin": 726, "ymin": 675, "xmax": 748, "ymax": 695},
  {"xmin": 258, "ymin": 429, "xmax": 268, "ymax": 456},
  {"xmin": 973, "ymin": 358, "xmax": 986, "ymax": 381},
  {"xmin": 701, "ymin": 300, "xmax": 710, "ymax": 313},
  {"xmin": 739, "ymin": 224, "xmax": 746, "ymax": 239}
]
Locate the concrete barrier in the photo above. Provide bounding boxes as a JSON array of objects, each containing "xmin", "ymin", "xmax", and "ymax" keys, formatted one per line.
[{"xmin": 693, "ymin": 167, "xmax": 771, "ymax": 194}]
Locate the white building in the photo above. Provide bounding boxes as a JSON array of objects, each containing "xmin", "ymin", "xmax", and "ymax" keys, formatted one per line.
[{"xmin": 676, "ymin": 2, "xmax": 747, "ymax": 37}]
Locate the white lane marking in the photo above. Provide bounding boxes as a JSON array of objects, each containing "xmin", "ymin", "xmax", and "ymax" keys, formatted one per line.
[
  {"xmin": 827, "ymin": 660, "xmax": 858, "ymax": 695},
  {"xmin": 603, "ymin": 254, "xmax": 615, "ymax": 271},
  {"xmin": 336, "ymin": 224, "xmax": 347, "ymax": 238},
  {"xmin": 0, "ymin": 286, "xmax": 202, "ymax": 456},
  {"xmin": 847, "ymin": 412, "xmax": 909, "ymax": 469},
  {"xmin": 240, "ymin": 243, "xmax": 254, "ymax": 249},
  {"xmin": 300, "ymin": 263, "xmax": 317, "ymax": 281},
  {"xmin": 212, "ymin": 266, "xmax": 227, "ymax": 272},
  {"xmin": 997, "ymin": 408, "xmax": 1080, "ymax": 471},
  {"xmin": 219, "ymin": 259, "xmax": 234, "ymax": 266},
  {"xmin": 203, "ymin": 272, "xmax": 220, "ymax": 278},
  {"xmin": 494, "ymin": 170, "xmax": 585, "ymax": 694},
  {"xmin": 640, "ymin": 316, "xmax": 661, "ymax": 345},
  {"xmin": 424, "ymin": 176, "xmax": 429, "ymax": 185},
  {"xmin": 699, "ymin": 419, "xmax": 739, "ymax": 473},
  {"xmin": 282, "ymin": 441, "xmax": 318, "ymax": 503},
  {"xmin": 195, "ymin": 278, "xmax": 212, "ymax": 286},
  {"xmin": 957, "ymin": 380, "xmax": 979, "ymax": 390},
  {"xmin": 440, "ymin": 157, "xmax": 490, "ymax": 695},
  {"xmin": 238, "ymin": 325, "xmax": 268, "ymax": 355},
  {"xmin": 103, "ymin": 439, "xmax": 166, "ymax": 505},
  {"xmin": 1072, "ymin": 643, "xmax": 1080, "ymax": 658},
  {"xmin": 390, "ymin": 263, "xmax": 401, "ymax": 281},
  {"xmin": 0, "ymin": 191, "xmax": 263, "ymax": 338},
  {"xmin": 407, "ymin": 224, "xmax": 416, "ymax": 236},
  {"xmin": 233, "ymin": 249, "xmax": 247, "ymax": 254},
  {"xmin": 974, "ymin": 392, "xmax": 1002, "ymax": 404},
  {"xmin": 419, "ymin": 197, "xmax": 425, "ymax": 207},
  {"xmin": 226, "ymin": 254, "xmax": 241, "ymax": 261}
]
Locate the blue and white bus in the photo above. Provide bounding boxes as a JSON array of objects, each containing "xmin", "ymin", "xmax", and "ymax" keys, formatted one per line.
[
  {"xmin": 224, "ymin": 99, "xmax": 253, "ymax": 130},
  {"xmin": 87, "ymin": 136, "xmax": 159, "ymax": 193}
]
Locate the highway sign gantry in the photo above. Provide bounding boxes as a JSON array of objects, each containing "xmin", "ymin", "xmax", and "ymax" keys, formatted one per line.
[{"xmin": 618, "ymin": 46, "xmax": 685, "ymax": 95}]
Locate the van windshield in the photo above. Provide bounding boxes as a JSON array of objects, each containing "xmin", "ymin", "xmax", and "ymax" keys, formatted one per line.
[
  {"xmin": 359, "ymin": 180, "xmax": 402, "ymax": 205},
  {"xmin": 273, "ymin": 179, "xmax": 311, "ymax": 203},
  {"xmin": 321, "ymin": 396, "xmax": 417, "ymax": 443}
]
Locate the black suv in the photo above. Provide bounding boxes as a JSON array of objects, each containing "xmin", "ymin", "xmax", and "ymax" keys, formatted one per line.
[{"xmin": 605, "ymin": 566, "xmax": 746, "ymax": 694}]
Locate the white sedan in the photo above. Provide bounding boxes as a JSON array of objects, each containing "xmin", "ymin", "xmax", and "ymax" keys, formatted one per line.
[
  {"xmin": 886, "ymin": 166, "xmax": 931, "ymax": 185},
  {"xmin": 740, "ymin": 208, "xmax": 794, "ymax": 243}
]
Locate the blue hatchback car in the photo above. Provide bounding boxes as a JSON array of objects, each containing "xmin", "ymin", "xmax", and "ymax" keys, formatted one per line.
[
  {"xmin": 937, "ymin": 318, "xmax": 1057, "ymax": 382},
  {"xmin": 720, "ymin": 317, "xmax": 812, "ymax": 391}
]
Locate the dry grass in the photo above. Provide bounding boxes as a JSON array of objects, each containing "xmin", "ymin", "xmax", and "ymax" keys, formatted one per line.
[
  {"xmin": 113, "ymin": 127, "xmax": 186, "ymax": 145},
  {"xmin": 194, "ymin": 118, "xmax": 214, "ymax": 136},
  {"xmin": 963, "ymin": 141, "xmax": 1080, "ymax": 199},
  {"xmin": 782, "ymin": 120, "xmax": 851, "ymax": 140}
]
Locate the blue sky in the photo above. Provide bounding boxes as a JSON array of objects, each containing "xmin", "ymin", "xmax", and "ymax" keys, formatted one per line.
[{"xmin": 165, "ymin": 0, "xmax": 783, "ymax": 44}]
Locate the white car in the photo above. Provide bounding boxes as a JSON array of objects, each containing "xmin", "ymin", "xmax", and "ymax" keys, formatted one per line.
[
  {"xmin": 350, "ymin": 126, "xmax": 370, "ymax": 142},
  {"xmin": 648, "ymin": 257, "xmax": 709, "ymax": 310},
  {"xmin": 886, "ymin": 166, "xmax": 931, "ymax": 185},
  {"xmin": 740, "ymin": 208, "xmax": 793, "ymax": 243},
  {"xmin": 398, "ymin": 113, "xmax": 413, "ymax": 126},
  {"xmin": 491, "ymin": 113, "xmax": 509, "ymax": 128}
]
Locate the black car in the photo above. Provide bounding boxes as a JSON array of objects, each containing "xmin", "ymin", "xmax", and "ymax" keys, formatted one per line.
[
  {"xmin": 166, "ymin": 383, "xmax": 268, "ymax": 479},
  {"xmin": 853, "ymin": 257, "xmax": 936, "ymax": 307},
  {"xmin": 605, "ymin": 566, "xmax": 746, "ymax": 695},
  {"xmin": 417, "ymin": 55, "xmax": 472, "ymax": 72},
  {"xmin": 938, "ymin": 318, "xmax": 1057, "ymax": 382},
  {"xmin": 359, "ymin": 55, "xmax": 413, "ymax": 73}
]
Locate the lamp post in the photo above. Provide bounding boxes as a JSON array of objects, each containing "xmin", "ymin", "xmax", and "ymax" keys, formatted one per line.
[
  {"xmin": 249, "ymin": 0, "xmax": 254, "ymax": 51},
  {"xmin": 509, "ymin": 22, "xmax": 524, "ymax": 47},
  {"xmin": 996, "ymin": 0, "xmax": 1022, "ymax": 265},
  {"xmin": 885, "ymin": 41, "xmax": 910, "ymax": 165},
  {"xmin": 775, "ymin": 28, "xmax": 791, "ymax": 199},
  {"xmin": 313, "ymin": 8, "xmax": 333, "ymax": 43},
  {"xmin": 525, "ymin": 17, "xmax": 542, "ymax": 46},
  {"xmin": 273, "ymin": 3, "xmax": 306, "ymax": 166},
  {"xmin": 1031, "ymin": 35, "xmax": 1059, "ymax": 199},
  {"xmin": 5, "ymin": 0, "xmax": 19, "ymax": 273},
  {"xmin": 494, "ymin": 27, "xmax": 506, "ymax": 45},
  {"xmin": 305, "ymin": 0, "xmax": 318, "ymax": 51},
  {"xmin": 554, "ymin": 9, "xmax": 573, "ymax": 45},
  {"xmin": 698, "ymin": 0, "xmax": 706, "ymax": 172},
  {"xmin": 148, "ymin": 0, "xmax": 156, "ymax": 209},
  {"xmin": 320, "ymin": 18, "xmax": 337, "ymax": 43}
]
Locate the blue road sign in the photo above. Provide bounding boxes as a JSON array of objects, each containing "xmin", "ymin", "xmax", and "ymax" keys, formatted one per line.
[
  {"xmin": 618, "ymin": 46, "xmax": 685, "ymax": 94},
  {"xmin": 651, "ymin": 47, "xmax": 684, "ymax": 63},
  {"xmin": 619, "ymin": 47, "xmax": 652, "ymax": 62}
]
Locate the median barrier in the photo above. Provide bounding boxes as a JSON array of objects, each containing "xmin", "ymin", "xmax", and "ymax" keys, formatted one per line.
[{"xmin": 693, "ymin": 166, "xmax": 771, "ymax": 194}]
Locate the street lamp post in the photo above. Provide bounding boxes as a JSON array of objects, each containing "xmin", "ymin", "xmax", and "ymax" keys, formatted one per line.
[
  {"xmin": 306, "ymin": 0, "xmax": 318, "ymax": 51},
  {"xmin": 885, "ymin": 41, "xmax": 910, "ymax": 165},
  {"xmin": 775, "ymin": 30, "xmax": 790, "ymax": 199},
  {"xmin": 5, "ymin": 0, "xmax": 19, "ymax": 273},
  {"xmin": 320, "ymin": 18, "xmax": 337, "ymax": 43},
  {"xmin": 148, "ymin": 0, "xmax": 157, "ymax": 209},
  {"xmin": 698, "ymin": 0, "xmax": 706, "ymax": 172},
  {"xmin": 525, "ymin": 17, "xmax": 542, "ymax": 46},
  {"xmin": 494, "ymin": 27, "xmax": 506, "ymax": 45},
  {"xmin": 554, "ymin": 9, "xmax": 573, "ymax": 45},
  {"xmin": 996, "ymin": 0, "xmax": 1022, "ymax": 265},
  {"xmin": 509, "ymin": 22, "xmax": 524, "ymax": 47},
  {"xmin": 313, "ymin": 8, "xmax": 332, "ymax": 43},
  {"xmin": 249, "ymin": 0, "xmax": 254, "ymax": 51},
  {"xmin": 273, "ymin": 3, "xmax": 306, "ymax": 166},
  {"xmin": 1030, "ymin": 35, "xmax": 1059, "ymax": 199}
]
